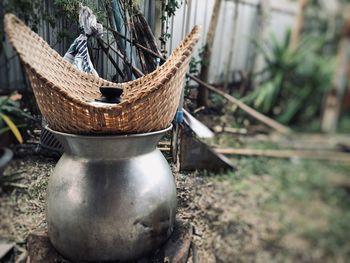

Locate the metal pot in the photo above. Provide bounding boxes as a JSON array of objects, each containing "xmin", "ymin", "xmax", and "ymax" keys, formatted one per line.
[{"xmin": 46, "ymin": 126, "xmax": 176, "ymax": 262}]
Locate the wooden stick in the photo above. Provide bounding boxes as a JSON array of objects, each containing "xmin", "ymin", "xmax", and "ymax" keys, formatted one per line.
[
  {"xmin": 101, "ymin": 30, "xmax": 291, "ymax": 134},
  {"xmin": 197, "ymin": 0, "xmax": 222, "ymax": 107},
  {"xmin": 290, "ymin": 0, "xmax": 307, "ymax": 50},
  {"xmin": 105, "ymin": 1, "xmax": 130, "ymax": 79},
  {"xmin": 215, "ymin": 148, "xmax": 350, "ymax": 163},
  {"xmin": 251, "ymin": 0, "xmax": 270, "ymax": 88},
  {"xmin": 160, "ymin": 0, "xmax": 167, "ymax": 56},
  {"xmin": 131, "ymin": 4, "xmax": 162, "ymax": 72},
  {"xmin": 98, "ymin": 37, "xmax": 144, "ymax": 78},
  {"xmin": 107, "ymin": 27, "xmax": 164, "ymax": 61},
  {"xmin": 213, "ymin": 125, "xmax": 248, "ymax": 134},
  {"xmin": 188, "ymin": 74, "xmax": 292, "ymax": 134},
  {"xmin": 95, "ymin": 38, "xmax": 126, "ymax": 79},
  {"xmin": 158, "ymin": 141, "xmax": 171, "ymax": 146},
  {"xmin": 159, "ymin": 147, "xmax": 171, "ymax": 152}
]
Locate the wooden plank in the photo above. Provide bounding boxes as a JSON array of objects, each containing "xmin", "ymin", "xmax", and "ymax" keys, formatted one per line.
[
  {"xmin": 159, "ymin": 141, "xmax": 171, "ymax": 146},
  {"xmin": 179, "ymin": 124, "xmax": 234, "ymax": 171},
  {"xmin": 215, "ymin": 148, "xmax": 350, "ymax": 162},
  {"xmin": 189, "ymin": 74, "xmax": 292, "ymax": 134},
  {"xmin": 237, "ymin": 133, "xmax": 350, "ymax": 151}
]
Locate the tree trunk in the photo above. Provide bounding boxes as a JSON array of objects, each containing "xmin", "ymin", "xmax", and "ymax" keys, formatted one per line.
[{"xmin": 322, "ymin": 8, "xmax": 350, "ymax": 132}]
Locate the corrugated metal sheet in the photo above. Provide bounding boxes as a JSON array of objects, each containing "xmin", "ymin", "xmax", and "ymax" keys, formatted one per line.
[{"xmin": 166, "ymin": 0, "xmax": 297, "ymax": 84}]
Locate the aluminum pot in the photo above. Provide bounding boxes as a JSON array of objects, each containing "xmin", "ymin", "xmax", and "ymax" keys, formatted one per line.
[{"xmin": 46, "ymin": 126, "xmax": 176, "ymax": 262}]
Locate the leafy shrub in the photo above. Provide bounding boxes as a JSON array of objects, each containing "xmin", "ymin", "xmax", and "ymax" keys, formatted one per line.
[{"xmin": 244, "ymin": 30, "xmax": 335, "ymax": 125}]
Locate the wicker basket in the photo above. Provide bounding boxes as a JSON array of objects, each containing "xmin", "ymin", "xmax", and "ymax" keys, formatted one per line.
[{"xmin": 4, "ymin": 14, "xmax": 199, "ymax": 134}]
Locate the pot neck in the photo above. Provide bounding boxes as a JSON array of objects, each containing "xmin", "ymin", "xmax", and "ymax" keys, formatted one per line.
[{"xmin": 51, "ymin": 129, "xmax": 169, "ymax": 159}]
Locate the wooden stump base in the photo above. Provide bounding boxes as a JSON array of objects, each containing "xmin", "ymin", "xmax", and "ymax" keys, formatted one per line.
[{"xmin": 27, "ymin": 220, "xmax": 193, "ymax": 263}]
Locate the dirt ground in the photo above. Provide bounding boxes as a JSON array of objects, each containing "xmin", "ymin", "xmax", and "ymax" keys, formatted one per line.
[{"xmin": 0, "ymin": 143, "xmax": 350, "ymax": 263}]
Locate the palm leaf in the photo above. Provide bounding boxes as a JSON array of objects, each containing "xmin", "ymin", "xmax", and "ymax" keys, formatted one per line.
[
  {"xmin": 0, "ymin": 96, "xmax": 11, "ymax": 109},
  {"xmin": 0, "ymin": 113, "xmax": 23, "ymax": 144},
  {"xmin": 2, "ymin": 105, "xmax": 35, "ymax": 120}
]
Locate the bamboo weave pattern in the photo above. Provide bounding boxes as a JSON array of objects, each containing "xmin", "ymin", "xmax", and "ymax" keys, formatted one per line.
[{"xmin": 4, "ymin": 14, "xmax": 199, "ymax": 134}]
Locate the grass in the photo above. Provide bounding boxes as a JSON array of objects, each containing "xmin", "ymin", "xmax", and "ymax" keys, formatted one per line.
[
  {"xmin": 338, "ymin": 115, "xmax": 350, "ymax": 133},
  {"xmin": 222, "ymin": 156, "xmax": 350, "ymax": 262}
]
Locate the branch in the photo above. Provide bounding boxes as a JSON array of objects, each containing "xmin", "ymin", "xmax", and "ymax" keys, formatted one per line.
[{"xmin": 100, "ymin": 31, "xmax": 292, "ymax": 134}]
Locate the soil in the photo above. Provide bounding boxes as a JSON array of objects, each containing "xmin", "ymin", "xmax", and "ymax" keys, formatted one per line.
[
  {"xmin": 176, "ymin": 172, "xmax": 282, "ymax": 263},
  {"xmin": 0, "ymin": 144, "xmax": 349, "ymax": 263},
  {"xmin": 0, "ymin": 147, "xmax": 261, "ymax": 263}
]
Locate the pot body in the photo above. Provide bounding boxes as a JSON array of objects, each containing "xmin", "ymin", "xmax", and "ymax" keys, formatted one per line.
[{"xmin": 46, "ymin": 127, "xmax": 176, "ymax": 262}]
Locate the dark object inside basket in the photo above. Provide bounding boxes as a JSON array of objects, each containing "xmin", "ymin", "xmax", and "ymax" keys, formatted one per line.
[{"xmin": 96, "ymin": 86, "xmax": 123, "ymax": 104}]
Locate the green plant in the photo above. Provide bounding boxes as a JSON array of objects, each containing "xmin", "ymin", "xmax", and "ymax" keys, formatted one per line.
[
  {"xmin": 185, "ymin": 57, "xmax": 201, "ymax": 89},
  {"xmin": 53, "ymin": 0, "xmax": 80, "ymax": 19},
  {"xmin": 184, "ymin": 46, "xmax": 207, "ymax": 109},
  {"xmin": 2, "ymin": 0, "xmax": 43, "ymax": 31},
  {"xmin": 1, "ymin": 0, "xmax": 89, "ymax": 46},
  {"xmin": 0, "ymin": 96, "xmax": 32, "ymax": 144},
  {"xmin": 244, "ymin": 30, "xmax": 335, "ymax": 125},
  {"xmin": 159, "ymin": 0, "xmax": 182, "ymax": 54}
]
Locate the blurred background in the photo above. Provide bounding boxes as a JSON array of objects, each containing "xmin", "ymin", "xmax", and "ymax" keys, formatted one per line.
[{"xmin": 0, "ymin": 0, "xmax": 350, "ymax": 262}]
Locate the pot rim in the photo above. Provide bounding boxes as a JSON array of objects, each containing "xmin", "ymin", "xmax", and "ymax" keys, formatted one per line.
[{"xmin": 46, "ymin": 125, "xmax": 173, "ymax": 139}]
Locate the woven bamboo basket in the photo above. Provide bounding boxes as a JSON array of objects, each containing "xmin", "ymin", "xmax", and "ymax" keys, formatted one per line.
[{"xmin": 4, "ymin": 14, "xmax": 199, "ymax": 134}]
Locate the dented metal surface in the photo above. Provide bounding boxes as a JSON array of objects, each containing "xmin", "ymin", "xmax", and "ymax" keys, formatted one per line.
[{"xmin": 46, "ymin": 126, "xmax": 176, "ymax": 262}]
